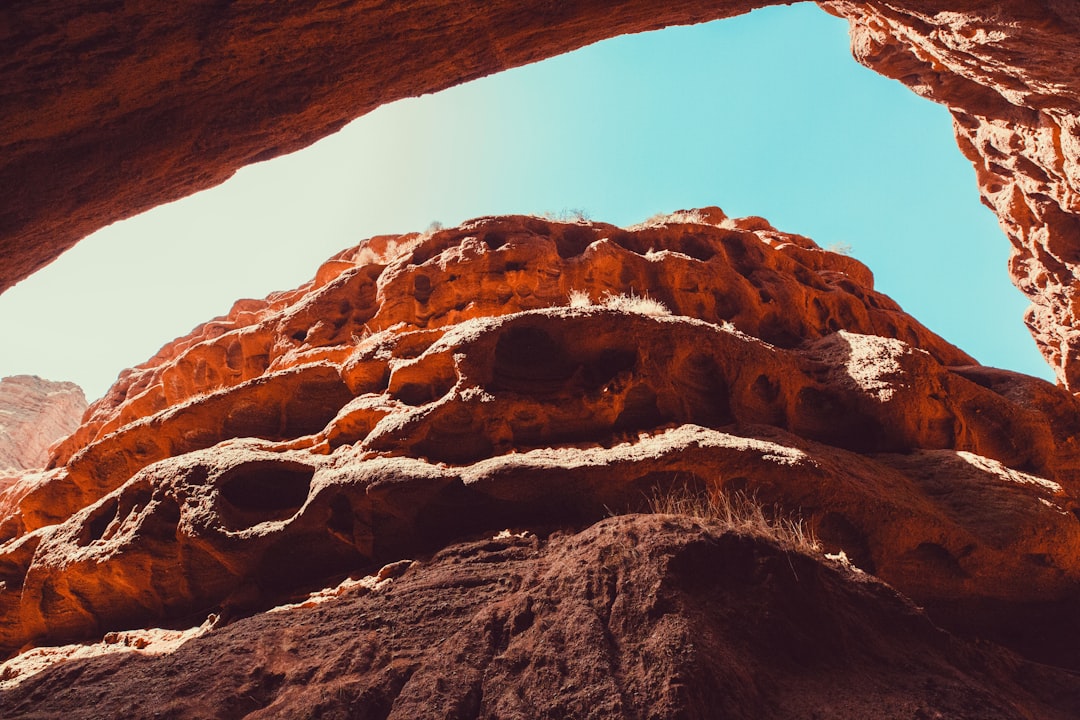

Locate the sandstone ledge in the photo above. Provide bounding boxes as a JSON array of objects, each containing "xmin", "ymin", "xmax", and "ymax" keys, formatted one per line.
[{"xmin": 1, "ymin": 211, "xmax": 1078, "ymax": 671}]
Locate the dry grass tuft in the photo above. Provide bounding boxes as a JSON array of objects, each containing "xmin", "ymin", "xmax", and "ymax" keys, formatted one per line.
[
  {"xmin": 601, "ymin": 290, "xmax": 671, "ymax": 317},
  {"xmin": 542, "ymin": 208, "xmax": 592, "ymax": 222},
  {"xmin": 352, "ymin": 235, "xmax": 424, "ymax": 267},
  {"xmin": 638, "ymin": 209, "xmax": 708, "ymax": 227},
  {"xmin": 567, "ymin": 289, "xmax": 593, "ymax": 308},
  {"xmin": 647, "ymin": 486, "xmax": 819, "ymax": 552},
  {"xmin": 567, "ymin": 289, "xmax": 671, "ymax": 316}
]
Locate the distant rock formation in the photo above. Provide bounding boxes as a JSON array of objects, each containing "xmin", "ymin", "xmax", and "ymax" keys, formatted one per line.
[
  {"xmin": 2, "ymin": 211, "xmax": 1078, "ymax": 684},
  {"xmin": 0, "ymin": 375, "xmax": 85, "ymax": 474},
  {"xmin": 4, "ymin": 1, "xmax": 1080, "ymax": 387}
]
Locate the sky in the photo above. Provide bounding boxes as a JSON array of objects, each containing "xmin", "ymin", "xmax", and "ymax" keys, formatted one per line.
[{"xmin": 0, "ymin": 2, "xmax": 1053, "ymax": 402}]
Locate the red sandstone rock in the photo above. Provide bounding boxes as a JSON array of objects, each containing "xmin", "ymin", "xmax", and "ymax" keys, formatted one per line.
[
  {"xmin": 3, "ymin": 211, "xmax": 1080, "ymax": 673},
  {"xmin": 0, "ymin": 0, "xmax": 763, "ymax": 294},
  {"xmin": 5, "ymin": 1, "xmax": 1080, "ymax": 386},
  {"xmin": 1, "ymin": 515, "xmax": 1078, "ymax": 719},
  {"xmin": 0, "ymin": 375, "xmax": 85, "ymax": 476},
  {"xmin": 5, "ymin": 4, "xmax": 1080, "ymax": 709},
  {"xmin": 820, "ymin": 1, "xmax": 1080, "ymax": 387}
]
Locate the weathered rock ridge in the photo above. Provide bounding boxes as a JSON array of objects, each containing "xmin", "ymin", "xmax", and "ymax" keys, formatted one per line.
[
  {"xmin": 5, "ymin": 1, "xmax": 1080, "ymax": 386},
  {"xmin": 0, "ymin": 375, "xmax": 86, "ymax": 476},
  {"xmin": 2, "ymin": 209, "xmax": 1080, "ymax": 698},
  {"xmin": 3, "ymin": 515, "xmax": 1079, "ymax": 720}
]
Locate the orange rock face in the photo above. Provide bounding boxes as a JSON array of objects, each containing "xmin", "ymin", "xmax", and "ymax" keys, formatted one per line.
[
  {"xmin": 3, "ymin": 210, "xmax": 1080, "ymax": 672},
  {"xmin": 5, "ymin": 1, "xmax": 1080, "ymax": 387}
]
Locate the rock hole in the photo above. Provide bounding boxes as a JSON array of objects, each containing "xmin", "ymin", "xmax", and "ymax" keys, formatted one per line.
[
  {"xmin": 327, "ymin": 494, "xmax": 355, "ymax": 542},
  {"xmin": 148, "ymin": 496, "xmax": 182, "ymax": 534},
  {"xmin": 719, "ymin": 233, "xmax": 761, "ymax": 275},
  {"xmin": 223, "ymin": 400, "xmax": 281, "ymax": 439},
  {"xmin": 415, "ymin": 433, "xmax": 495, "ymax": 465},
  {"xmin": 394, "ymin": 379, "xmax": 452, "ymax": 406},
  {"xmin": 673, "ymin": 234, "xmax": 717, "ymax": 261},
  {"xmin": 553, "ymin": 226, "xmax": 593, "ymax": 258},
  {"xmin": 492, "ymin": 325, "xmax": 575, "ymax": 392},
  {"xmin": 792, "ymin": 265, "xmax": 814, "ymax": 286},
  {"xmin": 218, "ymin": 462, "xmax": 314, "ymax": 529},
  {"xmin": 483, "ymin": 231, "xmax": 507, "ymax": 250},
  {"xmin": 80, "ymin": 496, "xmax": 119, "ymax": 546},
  {"xmin": 613, "ymin": 385, "xmax": 663, "ymax": 432},
  {"xmin": 0, "ymin": 535, "xmax": 39, "ymax": 590},
  {"xmin": 510, "ymin": 601, "xmax": 535, "ymax": 634},
  {"xmin": 584, "ymin": 348, "xmax": 637, "ymax": 390},
  {"xmin": 76, "ymin": 487, "xmax": 151, "ymax": 547},
  {"xmin": 0, "ymin": 516, "xmax": 20, "ymax": 545},
  {"xmin": 711, "ymin": 290, "xmax": 738, "ymax": 321},
  {"xmin": 752, "ymin": 374, "xmax": 780, "ymax": 403},
  {"xmin": 225, "ymin": 340, "xmax": 244, "ymax": 371},
  {"xmin": 413, "ymin": 274, "xmax": 433, "ymax": 304},
  {"xmin": 793, "ymin": 386, "xmax": 886, "ymax": 451},
  {"xmin": 282, "ymin": 377, "xmax": 354, "ymax": 437},
  {"xmin": 681, "ymin": 353, "xmax": 733, "ymax": 426},
  {"xmin": 816, "ymin": 512, "xmax": 876, "ymax": 573},
  {"xmin": 757, "ymin": 318, "xmax": 803, "ymax": 348},
  {"xmin": 910, "ymin": 542, "xmax": 968, "ymax": 578}
]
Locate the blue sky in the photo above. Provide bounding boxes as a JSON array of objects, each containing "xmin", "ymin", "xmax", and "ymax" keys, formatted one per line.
[{"xmin": 0, "ymin": 2, "xmax": 1051, "ymax": 401}]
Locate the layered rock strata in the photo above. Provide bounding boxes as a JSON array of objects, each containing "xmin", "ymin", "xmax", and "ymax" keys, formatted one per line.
[
  {"xmin": 5, "ymin": 1, "xmax": 1080, "ymax": 385},
  {"xmin": 0, "ymin": 376, "xmax": 86, "ymax": 494},
  {"xmin": 2, "ymin": 210, "xmax": 1079, "ymax": 674}
]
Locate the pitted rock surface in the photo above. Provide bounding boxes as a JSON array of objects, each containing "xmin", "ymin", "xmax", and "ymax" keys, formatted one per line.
[{"xmin": 3, "ymin": 210, "xmax": 1080, "ymax": 668}]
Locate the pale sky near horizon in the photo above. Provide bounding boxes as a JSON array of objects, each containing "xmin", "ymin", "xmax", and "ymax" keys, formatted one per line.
[{"xmin": 0, "ymin": 2, "xmax": 1054, "ymax": 402}]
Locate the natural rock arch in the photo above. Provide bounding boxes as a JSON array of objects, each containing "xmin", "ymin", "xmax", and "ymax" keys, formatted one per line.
[{"xmin": 4, "ymin": 0, "xmax": 1080, "ymax": 383}]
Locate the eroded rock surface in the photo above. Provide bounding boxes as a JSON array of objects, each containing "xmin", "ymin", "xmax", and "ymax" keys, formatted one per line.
[
  {"xmin": 2, "ymin": 210, "xmax": 1080, "ymax": 675},
  {"xmin": 0, "ymin": 375, "xmax": 85, "ymax": 477},
  {"xmin": 6, "ymin": 2, "xmax": 1080, "ymax": 386},
  {"xmin": 2, "ymin": 515, "xmax": 1079, "ymax": 720},
  {"xmin": 821, "ymin": 0, "xmax": 1080, "ymax": 388}
]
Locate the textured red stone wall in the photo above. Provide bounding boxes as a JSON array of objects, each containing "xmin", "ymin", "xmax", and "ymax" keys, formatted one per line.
[
  {"xmin": 823, "ymin": 1, "xmax": 1080, "ymax": 385},
  {"xmin": 5, "ymin": 2, "xmax": 1080, "ymax": 383},
  {"xmin": 3, "ymin": 210, "xmax": 1080, "ymax": 664},
  {"xmin": 0, "ymin": 0, "xmax": 764, "ymax": 292}
]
